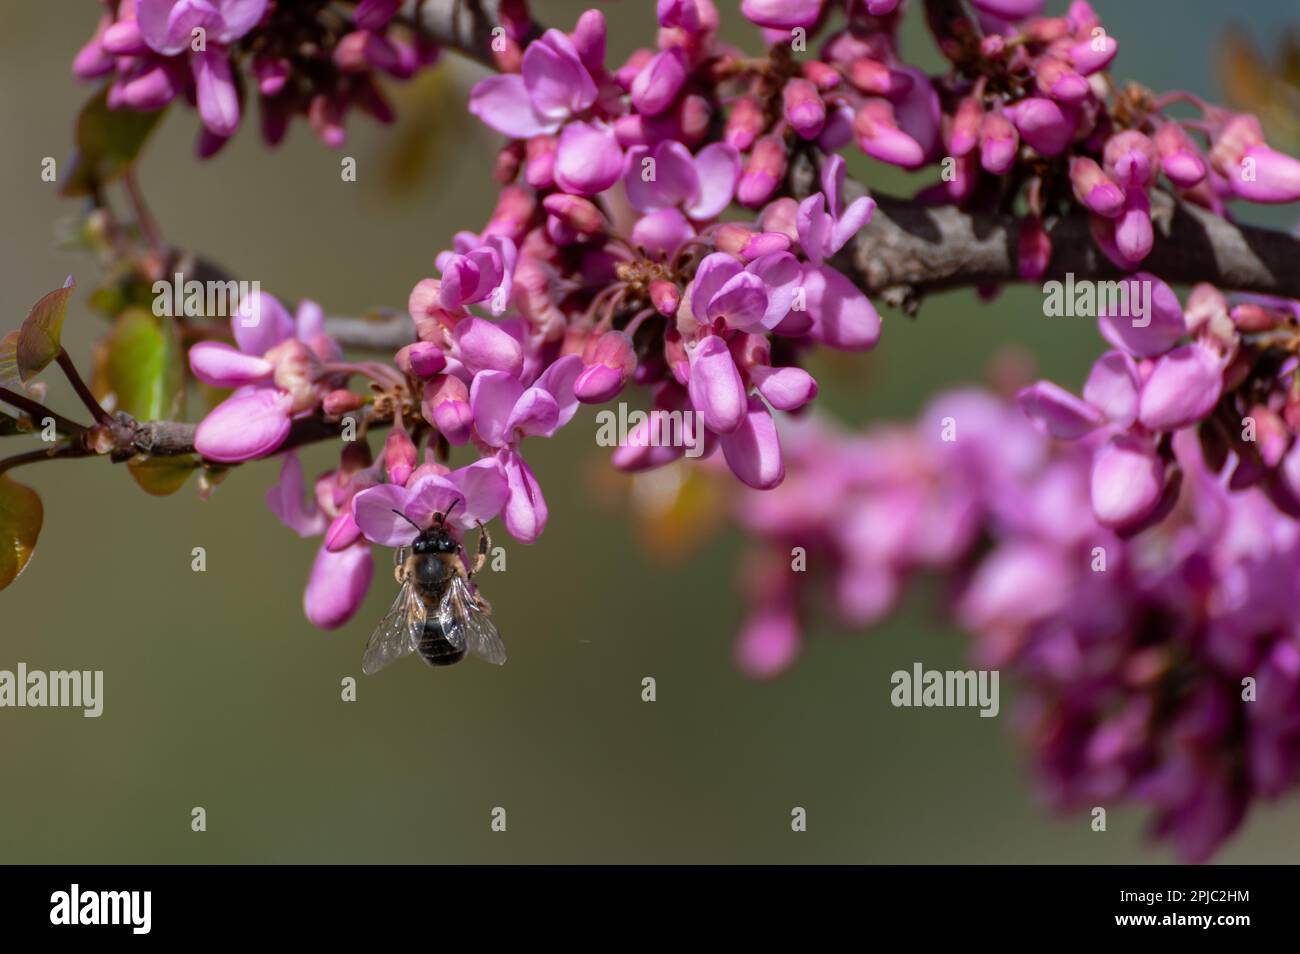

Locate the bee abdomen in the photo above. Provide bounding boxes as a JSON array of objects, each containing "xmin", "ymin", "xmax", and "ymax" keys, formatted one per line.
[{"xmin": 417, "ymin": 617, "xmax": 467, "ymax": 666}]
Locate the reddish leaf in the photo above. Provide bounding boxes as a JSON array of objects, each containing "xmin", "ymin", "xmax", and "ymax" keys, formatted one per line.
[
  {"xmin": 0, "ymin": 473, "xmax": 42, "ymax": 590},
  {"xmin": 16, "ymin": 277, "xmax": 76, "ymax": 383}
]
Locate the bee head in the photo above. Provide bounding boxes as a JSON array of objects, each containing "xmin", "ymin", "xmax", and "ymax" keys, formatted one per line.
[
  {"xmin": 413, "ymin": 526, "xmax": 458, "ymax": 554},
  {"xmin": 394, "ymin": 500, "xmax": 462, "ymax": 555}
]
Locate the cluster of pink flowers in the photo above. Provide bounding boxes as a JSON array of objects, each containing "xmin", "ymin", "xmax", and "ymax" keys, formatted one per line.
[
  {"xmin": 74, "ymin": 0, "xmax": 440, "ymax": 155},
  {"xmin": 1018, "ymin": 280, "xmax": 1300, "ymax": 538},
  {"xmin": 729, "ymin": 388, "xmax": 1300, "ymax": 862},
  {"xmin": 130, "ymin": 0, "xmax": 1300, "ymax": 858}
]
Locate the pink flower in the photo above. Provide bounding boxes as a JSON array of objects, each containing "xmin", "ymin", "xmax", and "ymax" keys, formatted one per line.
[
  {"xmin": 795, "ymin": 154, "xmax": 876, "ymax": 265},
  {"xmin": 468, "ymin": 29, "xmax": 598, "ymax": 138},
  {"xmin": 740, "ymin": 0, "xmax": 823, "ymax": 30},
  {"xmin": 137, "ymin": 0, "xmax": 267, "ymax": 137},
  {"xmin": 436, "ymin": 235, "xmax": 517, "ymax": 311},
  {"xmin": 352, "ymin": 458, "xmax": 511, "ymax": 547},
  {"xmin": 622, "ymin": 140, "xmax": 740, "ymax": 220},
  {"xmin": 553, "ymin": 121, "xmax": 625, "ymax": 195},
  {"xmin": 468, "ymin": 355, "xmax": 584, "ymax": 542},
  {"xmin": 689, "ymin": 251, "xmax": 801, "ymax": 334},
  {"xmin": 266, "ymin": 453, "xmax": 375, "ymax": 630},
  {"xmin": 630, "ymin": 49, "xmax": 687, "ymax": 116},
  {"xmin": 190, "ymin": 292, "xmax": 337, "ymax": 462}
]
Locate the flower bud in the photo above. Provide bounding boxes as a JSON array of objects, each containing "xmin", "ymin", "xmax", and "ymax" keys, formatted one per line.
[
  {"xmin": 1069, "ymin": 156, "xmax": 1125, "ymax": 217},
  {"xmin": 1154, "ymin": 123, "xmax": 1207, "ymax": 188},
  {"xmin": 1004, "ymin": 97, "xmax": 1074, "ymax": 156},
  {"xmin": 421, "ymin": 374, "xmax": 473, "ymax": 445},
  {"xmin": 576, "ymin": 331, "xmax": 637, "ymax": 403},
  {"xmin": 525, "ymin": 134, "xmax": 557, "ymax": 190},
  {"xmin": 1035, "ymin": 56, "xmax": 1090, "ymax": 104},
  {"xmin": 650, "ymin": 279, "xmax": 681, "ymax": 316},
  {"xmin": 631, "ymin": 48, "xmax": 687, "ymax": 116},
  {"xmin": 323, "ymin": 389, "xmax": 367, "ymax": 416},
  {"xmin": 383, "ymin": 429, "xmax": 418, "ymax": 486},
  {"xmin": 541, "ymin": 193, "xmax": 605, "ymax": 235},
  {"xmin": 494, "ymin": 141, "xmax": 525, "ymax": 184},
  {"xmin": 714, "ymin": 223, "xmax": 755, "ymax": 256},
  {"xmin": 1017, "ymin": 214, "xmax": 1052, "ymax": 280},
  {"xmin": 725, "ymin": 95, "xmax": 764, "ymax": 151},
  {"xmin": 802, "ymin": 60, "xmax": 841, "ymax": 91},
  {"xmin": 782, "ymin": 78, "xmax": 826, "ymax": 140},
  {"xmin": 396, "ymin": 342, "xmax": 447, "ymax": 379},
  {"xmin": 855, "ymin": 100, "xmax": 925, "ymax": 169},
  {"xmin": 950, "ymin": 96, "xmax": 982, "ymax": 157},
  {"xmin": 737, "ymin": 135, "xmax": 788, "ymax": 207},
  {"xmin": 979, "ymin": 111, "xmax": 1019, "ymax": 174},
  {"xmin": 1103, "ymin": 130, "xmax": 1158, "ymax": 189},
  {"xmin": 758, "ymin": 197, "xmax": 799, "ymax": 241}
]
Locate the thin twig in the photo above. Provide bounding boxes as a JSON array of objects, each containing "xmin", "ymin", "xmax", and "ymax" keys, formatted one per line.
[
  {"xmin": 0, "ymin": 443, "xmax": 87, "ymax": 476},
  {"xmin": 122, "ymin": 170, "xmax": 164, "ymax": 256},
  {"xmin": 0, "ymin": 386, "xmax": 87, "ymax": 436},
  {"xmin": 55, "ymin": 350, "xmax": 113, "ymax": 426}
]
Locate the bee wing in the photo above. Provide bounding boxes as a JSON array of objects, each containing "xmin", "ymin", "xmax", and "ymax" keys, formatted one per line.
[
  {"xmin": 440, "ymin": 575, "xmax": 507, "ymax": 666},
  {"xmin": 361, "ymin": 582, "xmax": 426, "ymax": 675}
]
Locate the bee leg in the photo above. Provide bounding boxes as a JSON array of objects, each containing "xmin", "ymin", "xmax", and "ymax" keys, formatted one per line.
[
  {"xmin": 470, "ymin": 522, "xmax": 491, "ymax": 578},
  {"xmin": 393, "ymin": 546, "xmax": 409, "ymax": 585}
]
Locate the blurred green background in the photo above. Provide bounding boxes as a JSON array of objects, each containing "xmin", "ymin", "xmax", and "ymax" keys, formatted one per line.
[{"xmin": 2, "ymin": 1, "xmax": 1298, "ymax": 863}]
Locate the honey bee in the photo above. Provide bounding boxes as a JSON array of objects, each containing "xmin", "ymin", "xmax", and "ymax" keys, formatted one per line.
[{"xmin": 361, "ymin": 502, "xmax": 506, "ymax": 674}]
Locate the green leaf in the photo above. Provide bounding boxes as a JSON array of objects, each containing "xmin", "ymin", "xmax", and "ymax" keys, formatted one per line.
[
  {"xmin": 62, "ymin": 87, "xmax": 166, "ymax": 198},
  {"xmin": 16, "ymin": 277, "xmax": 75, "ymax": 383},
  {"xmin": 0, "ymin": 473, "xmax": 42, "ymax": 591},
  {"xmin": 127, "ymin": 454, "xmax": 198, "ymax": 497},
  {"xmin": 105, "ymin": 307, "xmax": 184, "ymax": 421}
]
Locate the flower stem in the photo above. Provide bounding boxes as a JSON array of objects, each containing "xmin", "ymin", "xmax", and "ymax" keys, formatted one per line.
[
  {"xmin": 0, "ymin": 386, "xmax": 86, "ymax": 435},
  {"xmin": 54, "ymin": 350, "xmax": 113, "ymax": 426},
  {"xmin": 0, "ymin": 443, "xmax": 87, "ymax": 476}
]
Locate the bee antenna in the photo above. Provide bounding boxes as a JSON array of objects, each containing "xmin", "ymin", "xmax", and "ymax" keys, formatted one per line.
[
  {"xmin": 445, "ymin": 497, "xmax": 462, "ymax": 520},
  {"xmin": 391, "ymin": 509, "xmax": 422, "ymax": 531}
]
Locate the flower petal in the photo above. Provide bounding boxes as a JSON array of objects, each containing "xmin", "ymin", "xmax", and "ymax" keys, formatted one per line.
[
  {"xmin": 233, "ymin": 289, "xmax": 296, "ymax": 356},
  {"xmin": 501, "ymin": 449, "xmax": 548, "ymax": 543},
  {"xmin": 688, "ymin": 335, "xmax": 747, "ymax": 434},
  {"xmin": 191, "ymin": 46, "xmax": 241, "ymax": 138},
  {"xmin": 534, "ymin": 353, "xmax": 584, "ymax": 429},
  {"xmin": 719, "ymin": 395, "xmax": 785, "ymax": 489},
  {"xmin": 554, "ymin": 121, "xmax": 624, "ymax": 196},
  {"xmin": 802, "ymin": 264, "xmax": 881, "ymax": 351},
  {"xmin": 685, "ymin": 143, "xmax": 741, "ymax": 220},
  {"xmin": 445, "ymin": 457, "xmax": 510, "ymax": 529},
  {"xmin": 353, "ymin": 483, "xmax": 421, "ymax": 546},
  {"xmin": 303, "ymin": 542, "xmax": 373, "ymax": 630},
  {"xmin": 189, "ymin": 340, "xmax": 273, "ymax": 387},
  {"xmin": 194, "ymin": 388, "xmax": 293, "ymax": 462},
  {"xmin": 470, "ymin": 369, "xmax": 526, "ymax": 447},
  {"xmin": 468, "ymin": 73, "xmax": 557, "ymax": 138},
  {"xmin": 266, "ymin": 452, "xmax": 327, "ymax": 537},
  {"xmin": 1017, "ymin": 380, "xmax": 1105, "ymax": 440}
]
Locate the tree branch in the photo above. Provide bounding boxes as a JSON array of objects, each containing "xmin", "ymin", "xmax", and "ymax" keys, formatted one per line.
[
  {"xmin": 404, "ymin": 0, "xmax": 539, "ymax": 70},
  {"xmin": 0, "ymin": 405, "xmax": 392, "ymax": 476},
  {"xmin": 324, "ymin": 313, "xmax": 418, "ymax": 352},
  {"xmin": 789, "ymin": 154, "xmax": 1300, "ymax": 307}
]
